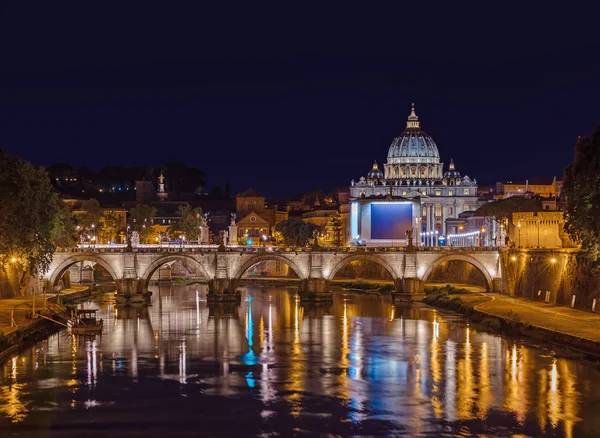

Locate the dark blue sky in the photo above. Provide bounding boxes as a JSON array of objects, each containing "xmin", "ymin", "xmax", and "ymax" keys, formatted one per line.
[{"xmin": 1, "ymin": 3, "xmax": 599, "ymax": 197}]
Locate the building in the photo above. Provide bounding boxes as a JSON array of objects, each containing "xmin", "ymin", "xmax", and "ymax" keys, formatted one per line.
[
  {"xmin": 495, "ymin": 177, "xmax": 562, "ymax": 199},
  {"xmin": 235, "ymin": 188, "xmax": 288, "ymax": 245},
  {"xmin": 349, "ymin": 105, "xmax": 484, "ymax": 247},
  {"xmin": 509, "ymin": 211, "xmax": 576, "ymax": 249}
]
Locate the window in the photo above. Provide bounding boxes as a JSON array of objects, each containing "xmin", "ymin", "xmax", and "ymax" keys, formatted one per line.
[
  {"xmin": 448, "ymin": 190, "xmax": 453, "ymax": 196},
  {"xmin": 421, "ymin": 190, "xmax": 426, "ymax": 195},
  {"xmin": 435, "ymin": 189, "xmax": 441, "ymax": 196},
  {"xmin": 247, "ymin": 202, "xmax": 254, "ymax": 211},
  {"xmin": 422, "ymin": 207, "xmax": 426, "ymax": 217},
  {"xmin": 463, "ymin": 188, "xmax": 469, "ymax": 195},
  {"xmin": 435, "ymin": 205, "xmax": 442, "ymax": 217},
  {"xmin": 162, "ymin": 219, "xmax": 165, "ymax": 224},
  {"xmin": 402, "ymin": 191, "xmax": 407, "ymax": 196}
]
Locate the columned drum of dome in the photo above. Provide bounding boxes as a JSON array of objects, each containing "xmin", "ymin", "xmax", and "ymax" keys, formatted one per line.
[
  {"xmin": 384, "ymin": 104, "xmax": 443, "ymax": 181},
  {"xmin": 349, "ymin": 104, "xmax": 486, "ymax": 247}
]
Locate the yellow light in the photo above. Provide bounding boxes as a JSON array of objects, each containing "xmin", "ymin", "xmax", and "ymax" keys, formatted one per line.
[
  {"xmin": 551, "ymin": 258, "xmax": 557, "ymax": 264},
  {"xmin": 511, "ymin": 256, "xmax": 516, "ymax": 261},
  {"xmin": 10, "ymin": 257, "xmax": 16, "ymax": 263}
]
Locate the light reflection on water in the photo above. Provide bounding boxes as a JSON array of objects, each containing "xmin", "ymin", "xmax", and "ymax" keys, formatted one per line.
[{"xmin": 0, "ymin": 284, "xmax": 598, "ymax": 436}]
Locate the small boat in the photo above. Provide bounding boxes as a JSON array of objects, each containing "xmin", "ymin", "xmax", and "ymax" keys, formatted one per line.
[{"xmin": 71, "ymin": 309, "xmax": 103, "ymax": 334}]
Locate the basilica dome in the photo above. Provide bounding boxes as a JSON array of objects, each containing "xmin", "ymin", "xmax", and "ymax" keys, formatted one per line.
[
  {"xmin": 367, "ymin": 161, "xmax": 384, "ymax": 180},
  {"xmin": 387, "ymin": 105, "xmax": 440, "ymax": 161}
]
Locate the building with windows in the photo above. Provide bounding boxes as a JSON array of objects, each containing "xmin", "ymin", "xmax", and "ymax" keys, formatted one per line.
[
  {"xmin": 495, "ymin": 177, "xmax": 562, "ymax": 199},
  {"xmin": 235, "ymin": 188, "xmax": 288, "ymax": 245},
  {"xmin": 349, "ymin": 105, "xmax": 484, "ymax": 246}
]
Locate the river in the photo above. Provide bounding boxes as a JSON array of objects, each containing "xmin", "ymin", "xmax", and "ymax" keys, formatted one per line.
[{"xmin": 1, "ymin": 285, "xmax": 599, "ymax": 437}]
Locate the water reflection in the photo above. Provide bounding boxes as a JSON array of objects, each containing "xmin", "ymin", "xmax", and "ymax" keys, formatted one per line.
[{"xmin": 0, "ymin": 285, "xmax": 596, "ymax": 436}]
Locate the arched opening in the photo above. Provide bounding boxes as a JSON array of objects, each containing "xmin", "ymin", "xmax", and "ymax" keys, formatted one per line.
[
  {"xmin": 329, "ymin": 255, "xmax": 396, "ymax": 292},
  {"xmin": 235, "ymin": 255, "xmax": 303, "ymax": 281},
  {"xmin": 424, "ymin": 257, "xmax": 492, "ymax": 292},
  {"xmin": 140, "ymin": 255, "xmax": 209, "ymax": 290},
  {"xmin": 49, "ymin": 256, "xmax": 119, "ymax": 291}
]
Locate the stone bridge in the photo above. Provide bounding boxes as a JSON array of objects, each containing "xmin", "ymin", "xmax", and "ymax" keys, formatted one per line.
[{"xmin": 46, "ymin": 245, "xmax": 505, "ymax": 301}]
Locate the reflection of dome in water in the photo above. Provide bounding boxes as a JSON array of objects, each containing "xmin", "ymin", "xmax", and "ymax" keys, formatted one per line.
[{"xmin": 387, "ymin": 104, "xmax": 440, "ymax": 161}]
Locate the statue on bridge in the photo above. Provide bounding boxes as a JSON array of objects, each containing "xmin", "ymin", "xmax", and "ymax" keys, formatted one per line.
[
  {"xmin": 406, "ymin": 228, "xmax": 414, "ymax": 249},
  {"xmin": 131, "ymin": 231, "xmax": 140, "ymax": 247}
]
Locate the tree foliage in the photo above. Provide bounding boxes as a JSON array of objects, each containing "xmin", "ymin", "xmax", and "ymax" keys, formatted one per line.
[
  {"xmin": 475, "ymin": 196, "xmax": 542, "ymax": 222},
  {"xmin": 51, "ymin": 201, "xmax": 77, "ymax": 248},
  {"xmin": 129, "ymin": 204, "xmax": 156, "ymax": 243},
  {"xmin": 171, "ymin": 204, "xmax": 205, "ymax": 241},
  {"xmin": 324, "ymin": 211, "xmax": 344, "ymax": 246},
  {"xmin": 79, "ymin": 198, "xmax": 103, "ymax": 230},
  {"xmin": 275, "ymin": 219, "xmax": 318, "ymax": 247},
  {"xmin": 563, "ymin": 124, "xmax": 600, "ymax": 264},
  {"xmin": 0, "ymin": 150, "xmax": 60, "ymax": 292},
  {"xmin": 98, "ymin": 210, "xmax": 121, "ymax": 244}
]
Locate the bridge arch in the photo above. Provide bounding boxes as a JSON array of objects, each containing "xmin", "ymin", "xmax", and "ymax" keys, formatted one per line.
[
  {"xmin": 233, "ymin": 254, "xmax": 307, "ymax": 280},
  {"xmin": 48, "ymin": 254, "xmax": 120, "ymax": 287},
  {"xmin": 327, "ymin": 253, "xmax": 399, "ymax": 281},
  {"xmin": 421, "ymin": 254, "xmax": 494, "ymax": 291},
  {"xmin": 139, "ymin": 254, "xmax": 211, "ymax": 289}
]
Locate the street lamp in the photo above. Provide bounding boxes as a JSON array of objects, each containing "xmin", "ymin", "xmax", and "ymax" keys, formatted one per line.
[
  {"xmin": 480, "ymin": 226, "xmax": 486, "ymax": 247},
  {"xmin": 262, "ymin": 234, "xmax": 267, "ymax": 247},
  {"xmin": 517, "ymin": 221, "xmax": 521, "ymax": 248},
  {"xmin": 91, "ymin": 223, "xmax": 96, "ymax": 246}
]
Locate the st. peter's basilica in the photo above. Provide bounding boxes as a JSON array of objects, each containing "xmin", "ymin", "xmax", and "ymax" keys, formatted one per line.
[{"xmin": 349, "ymin": 105, "xmax": 484, "ymax": 246}]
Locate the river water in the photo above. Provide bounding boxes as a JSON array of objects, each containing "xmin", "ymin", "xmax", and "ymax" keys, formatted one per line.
[{"xmin": 1, "ymin": 285, "xmax": 599, "ymax": 437}]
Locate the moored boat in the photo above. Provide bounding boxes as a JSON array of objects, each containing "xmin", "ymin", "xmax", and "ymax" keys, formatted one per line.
[{"xmin": 70, "ymin": 309, "xmax": 103, "ymax": 334}]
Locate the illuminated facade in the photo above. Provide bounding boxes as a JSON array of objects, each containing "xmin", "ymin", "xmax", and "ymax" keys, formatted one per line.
[{"xmin": 349, "ymin": 105, "xmax": 483, "ymax": 246}]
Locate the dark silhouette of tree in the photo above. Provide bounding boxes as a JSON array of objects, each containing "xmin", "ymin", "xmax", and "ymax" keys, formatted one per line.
[
  {"xmin": 275, "ymin": 219, "xmax": 317, "ymax": 247},
  {"xmin": 325, "ymin": 211, "xmax": 344, "ymax": 246},
  {"xmin": 564, "ymin": 123, "xmax": 600, "ymax": 264}
]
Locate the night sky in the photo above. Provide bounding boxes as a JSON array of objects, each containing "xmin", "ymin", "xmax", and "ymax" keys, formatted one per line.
[{"xmin": 1, "ymin": 4, "xmax": 599, "ymax": 197}]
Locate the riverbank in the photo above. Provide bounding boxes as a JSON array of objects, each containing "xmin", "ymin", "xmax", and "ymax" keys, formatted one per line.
[
  {"xmin": 0, "ymin": 285, "xmax": 93, "ymax": 361},
  {"xmin": 424, "ymin": 287, "xmax": 600, "ymax": 359}
]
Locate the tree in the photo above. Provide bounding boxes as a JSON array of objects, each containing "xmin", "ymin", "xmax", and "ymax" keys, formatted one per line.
[
  {"xmin": 51, "ymin": 201, "xmax": 77, "ymax": 248},
  {"xmin": 325, "ymin": 211, "xmax": 344, "ymax": 246},
  {"xmin": 0, "ymin": 149, "xmax": 60, "ymax": 295},
  {"xmin": 129, "ymin": 204, "xmax": 156, "ymax": 243},
  {"xmin": 475, "ymin": 196, "xmax": 542, "ymax": 223},
  {"xmin": 98, "ymin": 210, "xmax": 121, "ymax": 244},
  {"xmin": 172, "ymin": 204, "xmax": 205, "ymax": 241},
  {"xmin": 79, "ymin": 199, "xmax": 103, "ymax": 231},
  {"xmin": 564, "ymin": 124, "xmax": 600, "ymax": 264},
  {"xmin": 275, "ymin": 219, "xmax": 318, "ymax": 247}
]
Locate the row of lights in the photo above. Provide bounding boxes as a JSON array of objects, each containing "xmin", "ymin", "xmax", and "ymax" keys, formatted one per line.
[
  {"xmin": 447, "ymin": 230, "xmax": 483, "ymax": 239},
  {"xmin": 510, "ymin": 255, "xmax": 557, "ymax": 263}
]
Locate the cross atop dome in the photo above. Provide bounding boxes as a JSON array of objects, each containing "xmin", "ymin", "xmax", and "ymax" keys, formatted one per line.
[{"xmin": 406, "ymin": 103, "xmax": 420, "ymax": 128}]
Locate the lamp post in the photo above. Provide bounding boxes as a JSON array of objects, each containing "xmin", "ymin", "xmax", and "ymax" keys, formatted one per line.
[
  {"xmin": 91, "ymin": 223, "xmax": 96, "ymax": 247},
  {"xmin": 517, "ymin": 221, "xmax": 521, "ymax": 248},
  {"xmin": 480, "ymin": 226, "xmax": 486, "ymax": 247},
  {"xmin": 262, "ymin": 234, "xmax": 267, "ymax": 247},
  {"xmin": 537, "ymin": 218, "xmax": 541, "ymax": 248}
]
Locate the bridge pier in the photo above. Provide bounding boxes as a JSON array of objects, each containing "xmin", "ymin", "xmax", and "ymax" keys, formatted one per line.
[
  {"xmin": 298, "ymin": 278, "xmax": 333, "ymax": 302},
  {"xmin": 115, "ymin": 278, "xmax": 152, "ymax": 305},
  {"xmin": 207, "ymin": 279, "xmax": 241, "ymax": 303},
  {"xmin": 392, "ymin": 278, "xmax": 425, "ymax": 302}
]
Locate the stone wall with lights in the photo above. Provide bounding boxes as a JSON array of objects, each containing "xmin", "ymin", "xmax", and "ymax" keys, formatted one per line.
[{"xmin": 503, "ymin": 248, "xmax": 600, "ymax": 311}]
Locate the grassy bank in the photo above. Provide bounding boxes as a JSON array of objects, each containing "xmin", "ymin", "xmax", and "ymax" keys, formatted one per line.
[{"xmin": 332, "ymin": 280, "xmax": 395, "ymax": 294}]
